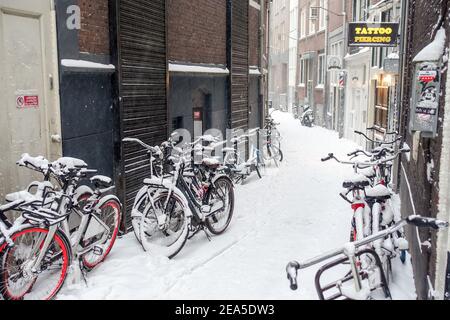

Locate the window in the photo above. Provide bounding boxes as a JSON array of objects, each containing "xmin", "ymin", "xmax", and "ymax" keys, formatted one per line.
[
  {"xmin": 372, "ymin": 9, "xmax": 393, "ymax": 69},
  {"xmin": 309, "ymin": 1, "xmax": 316, "ymax": 35},
  {"xmin": 374, "ymin": 79, "xmax": 389, "ymax": 129},
  {"xmin": 319, "ymin": 0, "xmax": 327, "ymax": 31},
  {"xmin": 317, "ymin": 53, "xmax": 325, "ymax": 86},
  {"xmin": 300, "ymin": 9, "xmax": 306, "ymax": 38},
  {"xmin": 330, "ymin": 41, "xmax": 343, "ymax": 85},
  {"xmin": 352, "ymin": 0, "xmax": 368, "ymax": 21},
  {"xmin": 300, "ymin": 58, "xmax": 311, "ymax": 85}
]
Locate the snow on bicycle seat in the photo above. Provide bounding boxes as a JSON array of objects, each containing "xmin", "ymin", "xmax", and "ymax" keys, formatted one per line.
[
  {"xmin": 342, "ymin": 174, "xmax": 371, "ymax": 189},
  {"xmin": 365, "ymin": 184, "xmax": 391, "ymax": 200},
  {"xmin": 202, "ymin": 157, "xmax": 221, "ymax": 169},
  {"xmin": 53, "ymin": 157, "xmax": 88, "ymax": 170},
  {"xmin": 358, "ymin": 167, "xmax": 376, "ymax": 179},
  {"xmin": 223, "ymin": 147, "xmax": 235, "ymax": 152},
  {"xmin": 90, "ymin": 175, "xmax": 113, "ymax": 188}
]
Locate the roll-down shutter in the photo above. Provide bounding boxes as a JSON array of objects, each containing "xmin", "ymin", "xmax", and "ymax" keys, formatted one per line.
[
  {"xmin": 117, "ymin": 0, "xmax": 168, "ymax": 229},
  {"xmin": 229, "ymin": 0, "xmax": 249, "ymax": 131}
]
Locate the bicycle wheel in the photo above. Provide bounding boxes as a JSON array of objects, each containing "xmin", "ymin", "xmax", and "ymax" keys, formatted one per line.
[
  {"xmin": 82, "ymin": 198, "xmax": 122, "ymax": 270},
  {"xmin": 0, "ymin": 227, "xmax": 71, "ymax": 300},
  {"xmin": 205, "ymin": 177, "xmax": 235, "ymax": 235},
  {"xmin": 139, "ymin": 192, "xmax": 190, "ymax": 259}
]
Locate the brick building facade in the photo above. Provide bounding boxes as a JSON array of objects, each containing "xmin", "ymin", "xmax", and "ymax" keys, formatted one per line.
[
  {"xmin": 296, "ymin": 0, "xmax": 327, "ymax": 126},
  {"xmin": 398, "ymin": 0, "xmax": 450, "ymax": 300},
  {"xmin": 52, "ymin": 0, "xmax": 269, "ymax": 229}
]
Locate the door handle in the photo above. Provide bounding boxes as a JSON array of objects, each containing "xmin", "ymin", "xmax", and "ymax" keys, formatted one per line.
[{"xmin": 51, "ymin": 134, "xmax": 62, "ymax": 143}]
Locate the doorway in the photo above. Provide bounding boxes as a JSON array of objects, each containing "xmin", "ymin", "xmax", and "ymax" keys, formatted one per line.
[
  {"xmin": 0, "ymin": 0, "xmax": 61, "ymax": 201},
  {"xmin": 192, "ymin": 88, "xmax": 212, "ymax": 139}
]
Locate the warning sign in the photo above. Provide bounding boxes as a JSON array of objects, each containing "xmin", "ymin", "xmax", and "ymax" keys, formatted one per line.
[{"xmin": 16, "ymin": 95, "xmax": 39, "ymax": 109}]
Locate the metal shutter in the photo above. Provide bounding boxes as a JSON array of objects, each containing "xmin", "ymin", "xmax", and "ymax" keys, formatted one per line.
[
  {"xmin": 117, "ymin": 0, "xmax": 168, "ymax": 229},
  {"xmin": 229, "ymin": 0, "xmax": 249, "ymax": 131}
]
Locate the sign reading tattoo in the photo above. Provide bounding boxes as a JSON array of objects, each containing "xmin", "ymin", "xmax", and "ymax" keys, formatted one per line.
[{"xmin": 348, "ymin": 22, "xmax": 399, "ymax": 47}]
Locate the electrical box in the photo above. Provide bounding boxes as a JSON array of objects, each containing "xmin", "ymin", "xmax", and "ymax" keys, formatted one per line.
[{"xmin": 410, "ymin": 61, "xmax": 441, "ymax": 138}]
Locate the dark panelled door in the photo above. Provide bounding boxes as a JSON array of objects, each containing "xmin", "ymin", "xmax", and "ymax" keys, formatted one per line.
[
  {"xmin": 229, "ymin": 0, "xmax": 249, "ymax": 131},
  {"xmin": 117, "ymin": 0, "xmax": 167, "ymax": 229}
]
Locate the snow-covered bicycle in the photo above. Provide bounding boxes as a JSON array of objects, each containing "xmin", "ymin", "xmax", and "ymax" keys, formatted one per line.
[
  {"xmin": 286, "ymin": 215, "xmax": 448, "ymax": 300},
  {"xmin": 0, "ymin": 155, "xmax": 121, "ymax": 300},
  {"xmin": 321, "ymin": 143, "xmax": 411, "ymax": 287},
  {"xmin": 124, "ymin": 135, "xmax": 234, "ymax": 258},
  {"xmin": 223, "ymin": 128, "xmax": 266, "ymax": 184}
]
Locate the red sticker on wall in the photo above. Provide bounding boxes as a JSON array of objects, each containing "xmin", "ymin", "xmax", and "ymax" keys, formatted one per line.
[{"xmin": 16, "ymin": 95, "xmax": 39, "ymax": 109}]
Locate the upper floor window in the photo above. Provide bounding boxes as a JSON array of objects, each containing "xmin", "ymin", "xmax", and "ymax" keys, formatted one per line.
[
  {"xmin": 317, "ymin": 53, "xmax": 325, "ymax": 86},
  {"xmin": 309, "ymin": 1, "xmax": 316, "ymax": 35},
  {"xmin": 300, "ymin": 9, "xmax": 306, "ymax": 38},
  {"xmin": 353, "ymin": 0, "xmax": 368, "ymax": 22}
]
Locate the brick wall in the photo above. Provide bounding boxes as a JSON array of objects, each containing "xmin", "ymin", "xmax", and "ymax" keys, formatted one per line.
[
  {"xmin": 399, "ymin": 0, "xmax": 449, "ymax": 299},
  {"xmin": 167, "ymin": 0, "xmax": 227, "ymax": 65},
  {"xmin": 328, "ymin": 0, "xmax": 344, "ymax": 32},
  {"xmin": 78, "ymin": 0, "xmax": 110, "ymax": 55}
]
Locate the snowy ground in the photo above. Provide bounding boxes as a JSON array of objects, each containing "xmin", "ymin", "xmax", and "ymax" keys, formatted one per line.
[{"xmin": 58, "ymin": 111, "xmax": 416, "ymax": 300}]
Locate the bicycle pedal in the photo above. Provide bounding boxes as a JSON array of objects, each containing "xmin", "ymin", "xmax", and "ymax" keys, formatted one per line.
[{"xmin": 93, "ymin": 246, "xmax": 104, "ymax": 256}]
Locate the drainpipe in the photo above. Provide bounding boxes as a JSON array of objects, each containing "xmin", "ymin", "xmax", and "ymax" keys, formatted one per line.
[
  {"xmin": 260, "ymin": 0, "xmax": 266, "ymax": 126},
  {"xmin": 392, "ymin": 0, "xmax": 409, "ymax": 193},
  {"xmin": 338, "ymin": 0, "xmax": 347, "ymax": 138},
  {"xmin": 323, "ymin": 4, "xmax": 329, "ymax": 129},
  {"xmin": 435, "ymin": 54, "xmax": 450, "ymax": 300}
]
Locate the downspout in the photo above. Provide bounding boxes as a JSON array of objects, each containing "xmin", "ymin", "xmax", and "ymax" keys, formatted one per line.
[
  {"xmin": 392, "ymin": 0, "xmax": 409, "ymax": 193},
  {"xmin": 260, "ymin": 0, "xmax": 266, "ymax": 126},
  {"xmin": 323, "ymin": 4, "xmax": 329, "ymax": 129},
  {"xmin": 339, "ymin": 0, "xmax": 347, "ymax": 138},
  {"xmin": 435, "ymin": 27, "xmax": 450, "ymax": 302}
]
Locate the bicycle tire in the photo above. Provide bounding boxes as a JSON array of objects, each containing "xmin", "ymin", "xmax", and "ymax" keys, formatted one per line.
[
  {"xmin": 205, "ymin": 177, "xmax": 235, "ymax": 235},
  {"xmin": 0, "ymin": 226, "xmax": 71, "ymax": 300},
  {"xmin": 139, "ymin": 192, "xmax": 190, "ymax": 259},
  {"xmin": 82, "ymin": 198, "xmax": 122, "ymax": 270}
]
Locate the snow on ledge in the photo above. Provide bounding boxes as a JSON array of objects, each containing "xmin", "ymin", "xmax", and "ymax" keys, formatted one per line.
[
  {"xmin": 249, "ymin": 66, "xmax": 262, "ymax": 75},
  {"xmin": 169, "ymin": 63, "xmax": 229, "ymax": 75},
  {"xmin": 61, "ymin": 59, "xmax": 116, "ymax": 70},
  {"xmin": 413, "ymin": 28, "xmax": 447, "ymax": 62},
  {"xmin": 387, "ymin": 52, "xmax": 400, "ymax": 59}
]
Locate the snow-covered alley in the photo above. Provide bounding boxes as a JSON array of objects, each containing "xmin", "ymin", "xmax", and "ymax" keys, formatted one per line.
[{"xmin": 58, "ymin": 111, "xmax": 416, "ymax": 300}]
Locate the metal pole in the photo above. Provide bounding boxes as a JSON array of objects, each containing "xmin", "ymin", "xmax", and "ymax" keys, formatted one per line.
[
  {"xmin": 323, "ymin": 4, "xmax": 330, "ymax": 129},
  {"xmin": 338, "ymin": 0, "xmax": 347, "ymax": 139},
  {"xmin": 392, "ymin": 0, "xmax": 409, "ymax": 193}
]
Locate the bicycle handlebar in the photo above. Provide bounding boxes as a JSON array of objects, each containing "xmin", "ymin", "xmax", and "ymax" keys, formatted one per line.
[
  {"xmin": 286, "ymin": 261, "xmax": 300, "ymax": 290},
  {"xmin": 366, "ymin": 127, "xmax": 398, "ymax": 136},
  {"xmin": 321, "ymin": 147, "xmax": 409, "ymax": 168},
  {"xmin": 354, "ymin": 130, "xmax": 402, "ymax": 145},
  {"xmin": 123, "ymin": 138, "xmax": 162, "ymax": 155},
  {"xmin": 286, "ymin": 215, "xmax": 448, "ymax": 291}
]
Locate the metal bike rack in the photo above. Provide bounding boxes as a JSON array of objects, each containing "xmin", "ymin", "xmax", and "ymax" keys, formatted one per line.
[{"xmin": 314, "ymin": 249, "xmax": 391, "ymax": 300}]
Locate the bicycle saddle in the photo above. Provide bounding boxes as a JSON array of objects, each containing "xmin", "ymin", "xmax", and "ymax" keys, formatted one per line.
[
  {"xmin": 202, "ymin": 158, "xmax": 221, "ymax": 169},
  {"xmin": 90, "ymin": 175, "xmax": 113, "ymax": 189},
  {"xmin": 358, "ymin": 167, "xmax": 376, "ymax": 179},
  {"xmin": 365, "ymin": 184, "xmax": 391, "ymax": 200},
  {"xmin": 342, "ymin": 174, "xmax": 371, "ymax": 189}
]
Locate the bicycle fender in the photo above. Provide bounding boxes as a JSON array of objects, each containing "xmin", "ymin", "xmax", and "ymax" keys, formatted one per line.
[
  {"xmin": 93, "ymin": 195, "xmax": 122, "ymax": 211},
  {"xmin": 212, "ymin": 174, "xmax": 234, "ymax": 187},
  {"xmin": 74, "ymin": 185, "xmax": 94, "ymax": 200}
]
